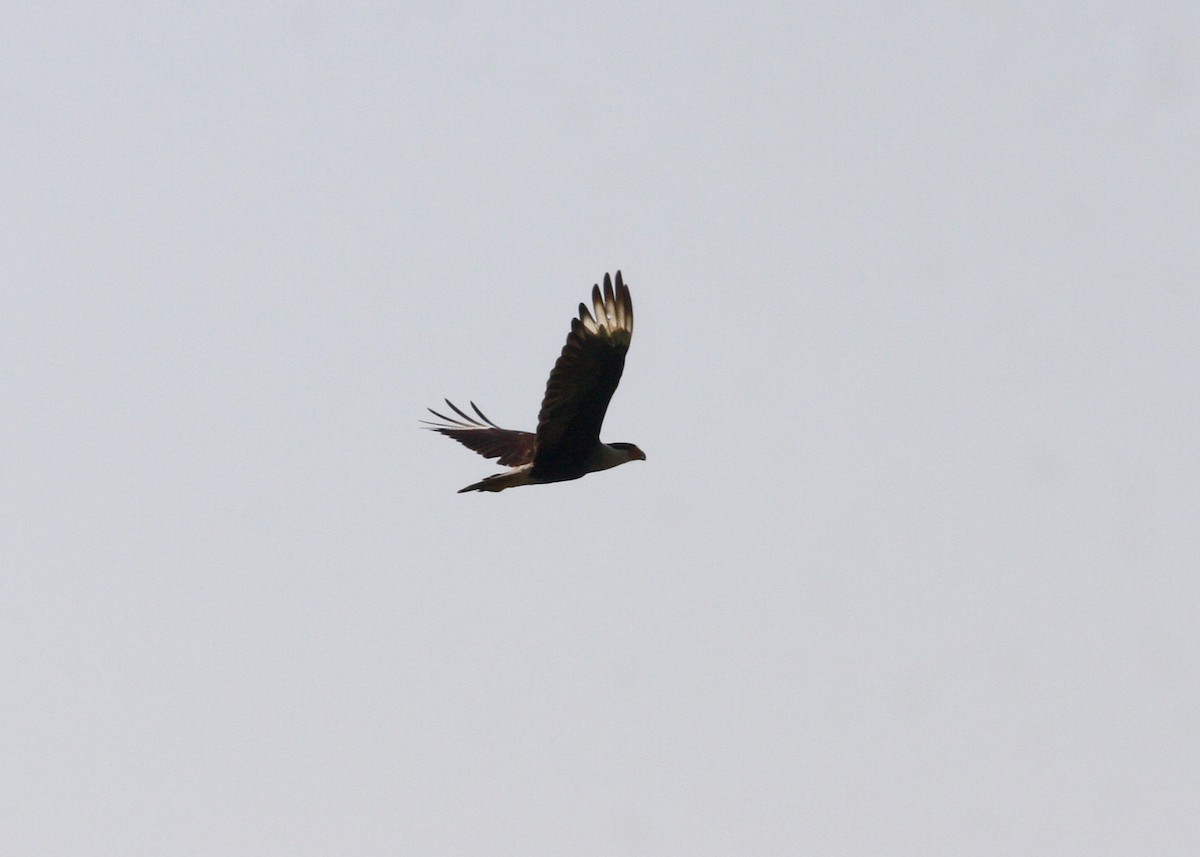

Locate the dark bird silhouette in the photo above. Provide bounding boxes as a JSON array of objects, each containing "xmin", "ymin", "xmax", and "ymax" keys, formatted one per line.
[{"xmin": 424, "ymin": 271, "xmax": 644, "ymax": 493}]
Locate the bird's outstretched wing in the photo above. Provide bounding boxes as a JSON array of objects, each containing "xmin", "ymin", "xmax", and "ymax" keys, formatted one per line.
[
  {"xmin": 422, "ymin": 399, "xmax": 536, "ymax": 466},
  {"xmin": 534, "ymin": 271, "xmax": 634, "ymax": 464}
]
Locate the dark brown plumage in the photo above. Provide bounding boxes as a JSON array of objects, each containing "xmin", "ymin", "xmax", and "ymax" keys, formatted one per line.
[{"xmin": 424, "ymin": 271, "xmax": 644, "ymax": 493}]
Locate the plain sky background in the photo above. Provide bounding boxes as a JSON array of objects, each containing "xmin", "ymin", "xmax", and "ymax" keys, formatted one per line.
[{"xmin": 4, "ymin": 3, "xmax": 1198, "ymax": 854}]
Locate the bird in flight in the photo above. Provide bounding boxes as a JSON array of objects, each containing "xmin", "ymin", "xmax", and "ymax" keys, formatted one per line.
[{"xmin": 425, "ymin": 271, "xmax": 645, "ymax": 493}]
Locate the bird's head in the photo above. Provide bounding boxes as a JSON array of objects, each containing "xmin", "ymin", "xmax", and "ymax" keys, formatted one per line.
[{"xmin": 609, "ymin": 442, "xmax": 646, "ymax": 462}]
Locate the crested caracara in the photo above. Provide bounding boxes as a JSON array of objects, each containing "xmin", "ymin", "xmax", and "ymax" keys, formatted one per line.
[{"xmin": 424, "ymin": 271, "xmax": 644, "ymax": 493}]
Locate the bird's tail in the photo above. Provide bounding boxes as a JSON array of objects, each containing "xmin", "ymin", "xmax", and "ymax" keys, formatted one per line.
[{"xmin": 458, "ymin": 465, "xmax": 534, "ymax": 493}]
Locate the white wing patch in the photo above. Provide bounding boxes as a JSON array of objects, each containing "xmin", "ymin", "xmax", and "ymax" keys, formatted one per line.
[{"xmin": 577, "ymin": 273, "xmax": 633, "ymax": 345}]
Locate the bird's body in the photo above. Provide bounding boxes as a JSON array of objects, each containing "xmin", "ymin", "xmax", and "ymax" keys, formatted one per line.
[{"xmin": 425, "ymin": 271, "xmax": 644, "ymax": 493}]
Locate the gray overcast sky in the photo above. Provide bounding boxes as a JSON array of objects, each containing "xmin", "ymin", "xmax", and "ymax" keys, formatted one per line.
[{"xmin": 4, "ymin": 3, "xmax": 1198, "ymax": 854}]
